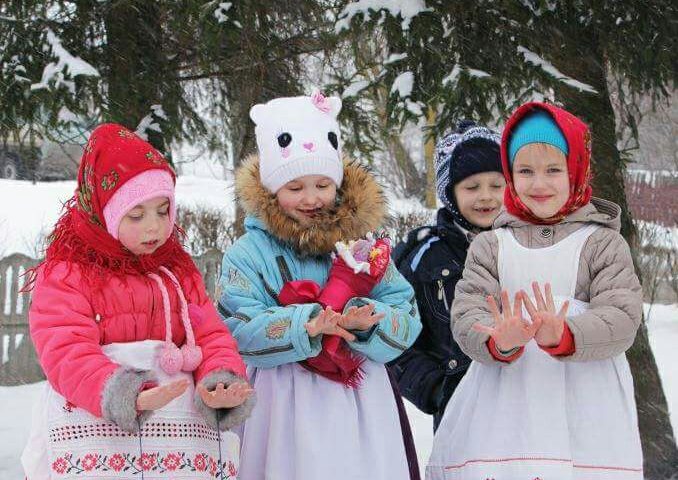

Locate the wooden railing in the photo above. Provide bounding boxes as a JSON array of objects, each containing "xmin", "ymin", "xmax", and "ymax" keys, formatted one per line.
[{"xmin": 0, "ymin": 249, "xmax": 223, "ymax": 386}]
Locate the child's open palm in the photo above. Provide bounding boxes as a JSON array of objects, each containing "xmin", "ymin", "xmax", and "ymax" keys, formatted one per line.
[
  {"xmin": 136, "ymin": 379, "xmax": 190, "ymax": 411},
  {"xmin": 197, "ymin": 381, "xmax": 254, "ymax": 409},
  {"xmin": 305, "ymin": 307, "xmax": 356, "ymax": 342},
  {"xmin": 339, "ymin": 303, "xmax": 385, "ymax": 332},
  {"xmin": 473, "ymin": 291, "xmax": 542, "ymax": 351},
  {"xmin": 522, "ymin": 282, "xmax": 569, "ymax": 348}
]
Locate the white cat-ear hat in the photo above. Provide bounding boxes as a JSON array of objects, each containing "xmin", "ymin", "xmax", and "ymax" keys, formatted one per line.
[{"xmin": 250, "ymin": 91, "xmax": 343, "ymax": 193}]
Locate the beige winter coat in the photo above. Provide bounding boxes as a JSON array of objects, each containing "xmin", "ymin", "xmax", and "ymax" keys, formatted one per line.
[{"xmin": 452, "ymin": 197, "xmax": 642, "ymax": 364}]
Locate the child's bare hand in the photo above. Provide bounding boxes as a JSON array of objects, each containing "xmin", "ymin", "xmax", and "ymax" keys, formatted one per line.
[
  {"xmin": 473, "ymin": 290, "xmax": 541, "ymax": 351},
  {"xmin": 522, "ymin": 282, "xmax": 569, "ymax": 348},
  {"xmin": 136, "ymin": 379, "xmax": 189, "ymax": 411},
  {"xmin": 197, "ymin": 381, "xmax": 253, "ymax": 409},
  {"xmin": 339, "ymin": 303, "xmax": 384, "ymax": 331},
  {"xmin": 305, "ymin": 307, "xmax": 356, "ymax": 342}
]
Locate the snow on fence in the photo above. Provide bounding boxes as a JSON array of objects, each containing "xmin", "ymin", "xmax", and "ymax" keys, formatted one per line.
[{"xmin": 0, "ymin": 249, "xmax": 223, "ymax": 386}]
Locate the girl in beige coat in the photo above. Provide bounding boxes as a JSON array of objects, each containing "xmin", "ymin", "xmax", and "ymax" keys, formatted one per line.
[{"xmin": 426, "ymin": 102, "xmax": 643, "ymax": 480}]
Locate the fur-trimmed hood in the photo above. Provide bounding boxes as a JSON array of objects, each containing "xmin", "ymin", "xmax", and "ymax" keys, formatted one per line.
[{"xmin": 235, "ymin": 155, "xmax": 387, "ymax": 256}]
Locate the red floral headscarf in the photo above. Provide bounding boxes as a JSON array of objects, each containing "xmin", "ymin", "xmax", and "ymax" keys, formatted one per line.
[
  {"xmin": 24, "ymin": 123, "xmax": 196, "ymax": 290},
  {"xmin": 500, "ymin": 102, "xmax": 593, "ymax": 224}
]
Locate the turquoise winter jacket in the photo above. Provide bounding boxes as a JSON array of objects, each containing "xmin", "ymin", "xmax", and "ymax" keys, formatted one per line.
[{"xmin": 217, "ymin": 157, "xmax": 421, "ymax": 369}]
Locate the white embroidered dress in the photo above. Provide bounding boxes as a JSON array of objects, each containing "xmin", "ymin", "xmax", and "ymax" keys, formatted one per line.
[{"xmin": 22, "ymin": 340, "xmax": 240, "ymax": 479}]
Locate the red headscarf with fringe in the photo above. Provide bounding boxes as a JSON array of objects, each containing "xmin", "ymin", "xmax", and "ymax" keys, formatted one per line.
[
  {"xmin": 24, "ymin": 123, "xmax": 196, "ymax": 291},
  {"xmin": 500, "ymin": 102, "xmax": 593, "ymax": 225}
]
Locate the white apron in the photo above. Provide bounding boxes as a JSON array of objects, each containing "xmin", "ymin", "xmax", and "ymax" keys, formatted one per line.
[
  {"xmin": 427, "ymin": 225, "xmax": 643, "ymax": 480},
  {"xmin": 237, "ymin": 359, "xmax": 410, "ymax": 480},
  {"xmin": 22, "ymin": 340, "xmax": 240, "ymax": 479}
]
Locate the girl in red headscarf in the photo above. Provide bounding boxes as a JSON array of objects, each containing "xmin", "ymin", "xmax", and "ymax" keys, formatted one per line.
[
  {"xmin": 21, "ymin": 124, "xmax": 253, "ymax": 480},
  {"xmin": 427, "ymin": 103, "xmax": 643, "ymax": 480}
]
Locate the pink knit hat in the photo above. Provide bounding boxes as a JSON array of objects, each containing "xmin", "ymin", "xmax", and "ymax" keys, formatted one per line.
[{"xmin": 103, "ymin": 169, "xmax": 176, "ymax": 239}]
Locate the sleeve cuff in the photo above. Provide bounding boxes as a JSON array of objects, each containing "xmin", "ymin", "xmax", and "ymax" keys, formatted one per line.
[
  {"xmin": 194, "ymin": 370, "xmax": 256, "ymax": 431},
  {"xmin": 539, "ymin": 323, "xmax": 576, "ymax": 356},
  {"xmin": 290, "ymin": 303, "xmax": 323, "ymax": 358},
  {"xmin": 487, "ymin": 338, "xmax": 524, "ymax": 363},
  {"xmin": 101, "ymin": 367, "xmax": 157, "ymax": 433}
]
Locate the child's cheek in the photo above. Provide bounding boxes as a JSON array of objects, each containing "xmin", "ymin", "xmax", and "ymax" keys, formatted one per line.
[
  {"xmin": 512, "ymin": 177, "xmax": 527, "ymax": 198},
  {"xmin": 118, "ymin": 222, "xmax": 143, "ymax": 250},
  {"xmin": 276, "ymin": 193, "xmax": 298, "ymax": 217}
]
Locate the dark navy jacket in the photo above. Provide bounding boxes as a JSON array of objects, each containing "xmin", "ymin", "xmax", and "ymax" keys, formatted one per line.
[{"xmin": 388, "ymin": 208, "xmax": 472, "ymax": 430}]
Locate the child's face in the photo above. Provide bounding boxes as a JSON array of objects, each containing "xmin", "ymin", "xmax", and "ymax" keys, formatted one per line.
[
  {"xmin": 453, "ymin": 171, "xmax": 506, "ymax": 229},
  {"xmin": 276, "ymin": 175, "xmax": 337, "ymax": 225},
  {"xmin": 117, "ymin": 196, "xmax": 172, "ymax": 255},
  {"xmin": 512, "ymin": 144, "xmax": 570, "ymax": 219}
]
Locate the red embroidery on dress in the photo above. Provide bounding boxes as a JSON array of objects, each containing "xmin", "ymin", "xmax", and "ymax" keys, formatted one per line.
[
  {"xmin": 50, "ymin": 451, "xmax": 237, "ymax": 477},
  {"xmin": 573, "ymin": 463, "xmax": 643, "ymax": 472},
  {"xmin": 444, "ymin": 456, "xmax": 571, "ymax": 470},
  {"xmin": 444, "ymin": 456, "xmax": 642, "ymax": 473},
  {"xmin": 49, "ymin": 421, "xmax": 220, "ymax": 443}
]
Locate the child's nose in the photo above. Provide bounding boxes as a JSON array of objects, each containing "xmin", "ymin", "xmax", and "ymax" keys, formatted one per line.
[{"xmin": 303, "ymin": 142, "xmax": 315, "ymax": 152}]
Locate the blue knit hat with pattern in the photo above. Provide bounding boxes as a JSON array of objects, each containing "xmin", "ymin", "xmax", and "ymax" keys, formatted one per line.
[
  {"xmin": 434, "ymin": 120, "xmax": 502, "ymax": 231},
  {"xmin": 508, "ymin": 110, "xmax": 569, "ymax": 164}
]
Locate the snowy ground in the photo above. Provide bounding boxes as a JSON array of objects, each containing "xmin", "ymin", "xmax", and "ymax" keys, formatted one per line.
[{"xmin": 0, "ymin": 303, "xmax": 675, "ymax": 478}]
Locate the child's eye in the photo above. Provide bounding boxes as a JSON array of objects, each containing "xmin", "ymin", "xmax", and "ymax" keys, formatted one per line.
[
  {"xmin": 128, "ymin": 214, "xmax": 143, "ymax": 221},
  {"xmin": 518, "ymin": 168, "xmax": 533, "ymax": 174},
  {"xmin": 158, "ymin": 209, "xmax": 169, "ymax": 216},
  {"xmin": 548, "ymin": 167, "xmax": 564, "ymax": 173},
  {"xmin": 288, "ymin": 186, "xmax": 302, "ymax": 192},
  {"xmin": 317, "ymin": 183, "xmax": 330, "ymax": 189}
]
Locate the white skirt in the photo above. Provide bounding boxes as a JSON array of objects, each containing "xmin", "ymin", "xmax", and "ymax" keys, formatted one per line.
[
  {"xmin": 237, "ymin": 360, "xmax": 410, "ymax": 480},
  {"xmin": 426, "ymin": 300, "xmax": 643, "ymax": 480},
  {"xmin": 22, "ymin": 340, "xmax": 240, "ymax": 479}
]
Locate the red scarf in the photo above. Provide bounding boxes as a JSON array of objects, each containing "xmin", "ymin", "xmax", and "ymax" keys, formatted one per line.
[
  {"xmin": 278, "ymin": 280, "xmax": 364, "ymax": 388},
  {"xmin": 24, "ymin": 123, "xmax": 196, "ymax": 291},
  {"xmin": 500, "ymin": 102, "xmax": 593, "ymax": 224}
]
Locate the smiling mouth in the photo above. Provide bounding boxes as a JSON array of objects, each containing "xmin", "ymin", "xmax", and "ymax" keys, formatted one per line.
[
  {"xmin": 298, "ymin": 207, "xmax": 322, "ymax": 217},
  {"xmin": 142, "ymin": 240, "xmax": 159, "ymax": 247},
  {"xmin": 530, "ymin": 195, "xmax": 553, "ymax": 203},
  {"xmin": 473, "ymin": 206, "xmax": 497, "ymax": 214}
]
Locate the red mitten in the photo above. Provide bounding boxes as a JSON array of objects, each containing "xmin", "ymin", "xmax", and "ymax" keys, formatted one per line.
[{"xmin": 317, "ymin": 238, "xmax": 391, "ymax": 311}]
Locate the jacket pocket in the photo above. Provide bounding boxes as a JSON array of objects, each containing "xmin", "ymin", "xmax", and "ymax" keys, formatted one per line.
[{"xmin": 422, "ymin": 276, "xmax": 457, "ymax": 325}]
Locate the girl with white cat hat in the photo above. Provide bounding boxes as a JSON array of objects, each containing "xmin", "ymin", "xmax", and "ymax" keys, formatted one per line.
[{"xmin": 218, "ymin": 91, "xmax": 422, "ymax": 479}]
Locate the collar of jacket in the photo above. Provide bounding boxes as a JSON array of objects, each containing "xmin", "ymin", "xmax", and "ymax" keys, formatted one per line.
[
  {"xmin": 493, "ymin": 197, "xmax": 621, "ymax": 232},
  {"xmin": 235, "ymin": 155, "xmax": 387, "ymax": 257},
  {"xmin": 435, "ymin": 207, "xmax": 473, "ymax": 247}
]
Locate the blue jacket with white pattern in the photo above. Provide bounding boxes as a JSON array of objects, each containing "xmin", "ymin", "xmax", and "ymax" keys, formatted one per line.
[{"xmin": 218, "ymin": 157, "xmax": 421, "ymax": 369}]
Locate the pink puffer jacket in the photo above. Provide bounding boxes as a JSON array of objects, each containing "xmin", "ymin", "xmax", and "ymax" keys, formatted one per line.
[{"xmin": 29, "ymin": 261, "xmax": 253, "ymax": 432}]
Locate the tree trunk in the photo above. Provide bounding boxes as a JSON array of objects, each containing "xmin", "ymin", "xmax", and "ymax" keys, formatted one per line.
[
  {"xmin": 370, "ymin": 68, "xmax": 425, "ymax": 202},
  {"xmin": 548, "ymin": 28, "xmax": 678, "ymax": 478},
  {"xmin": 386, "ymin": 132, "xmax": 425, "ymax": 201},
  {"xmin": 103, "ymin": 1, "xmax": 168, "ymax": 153},
  {"xmin": 424, "ymin": 105, "xmax": 437, "ymax": 209},
  {"xmin": 228, "ymin": 97, "xmax": 257, "ymax": 237}
]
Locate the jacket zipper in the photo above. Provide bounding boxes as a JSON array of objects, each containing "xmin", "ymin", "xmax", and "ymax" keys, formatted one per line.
[{"xmin": 437, "ymin": 280, "xmax": 449, "ymax": 310}]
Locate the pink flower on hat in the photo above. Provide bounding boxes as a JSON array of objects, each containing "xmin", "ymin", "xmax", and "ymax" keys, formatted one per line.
[{"xmin": 311, "ymin": 90, "xmax": 331, "ymax": 113}]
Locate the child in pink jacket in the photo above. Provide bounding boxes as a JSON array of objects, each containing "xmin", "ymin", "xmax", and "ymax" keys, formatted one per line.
[{"xmin": 21, "ymin": 124, "xmax": 254, "ymax": 479}]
